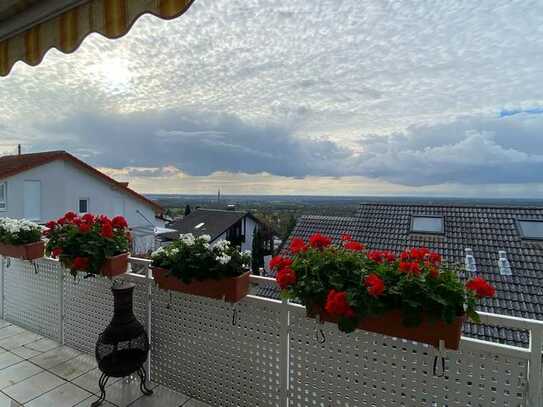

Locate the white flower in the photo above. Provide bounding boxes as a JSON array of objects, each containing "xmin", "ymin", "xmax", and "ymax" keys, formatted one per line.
[
  {"xmin": 151, "ymin": 246, "xmax": 165, "ymax": 258},
  {"xmin": 215, "ymin": 239, "xmax": 230, "ymax": 251},
  {"xmin": 0, "ymin": 217, "xmax": 41, "ymax": 236},
  {"xmin": 200, "ymin": 234, "xmax": 211, "ymax": 242},
  {"xmin": 216, "ymin": 254, "xmax": 231, "ymax": 265},
  {"xmin": 242, "ymin": 250, "xmax": 252, "ymax": 257},
  {"xmin": 180, "ymin": 233, "xmax": 195, "ymax": 246}
]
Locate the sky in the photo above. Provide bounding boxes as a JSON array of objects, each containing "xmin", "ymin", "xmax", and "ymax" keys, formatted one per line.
[{"xmin": 1, "ymin": 0, "xmax": 543, "ymax": 197}]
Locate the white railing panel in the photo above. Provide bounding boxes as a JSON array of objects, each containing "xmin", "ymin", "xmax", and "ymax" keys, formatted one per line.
[
  {"xmin": 288, "ymin": 309, "xmax": 528, "ymax": 407},
  {"xmin": 2, "ymin": 257, "xmax": 61, "ymax": 341},
  {"xmin": 150, "ymin": 289, "xmax": 282, "ymax": 407}
]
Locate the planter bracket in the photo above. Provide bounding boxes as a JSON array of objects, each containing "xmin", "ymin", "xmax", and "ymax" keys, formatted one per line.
[
  {"xmin": 5, "ymin": 258, "xmax": 10, "ymax": 269},
  {"xmin": 314, "ymin": 319, "xmax": 326, "ymax": 344},
  {"xmin": 433, "ymin": 339, "xmax": 447, "ymax": 377},
  {"xmin": 231, "ymin": 303, "xmax": 238, "ymax": 326},
  {"xmin": 30, "ymin": 260, "xmax": 39, "ymax": 274}
]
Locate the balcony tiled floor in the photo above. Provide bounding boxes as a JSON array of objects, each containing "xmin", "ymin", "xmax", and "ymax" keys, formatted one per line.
[{"xmin": 0, "ymin": 321, "xmax": 210, "ymax": 407}]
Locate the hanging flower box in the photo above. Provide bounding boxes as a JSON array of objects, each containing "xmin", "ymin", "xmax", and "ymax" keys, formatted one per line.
[
  {"xmin": 151, "ymin": 267, "xmax": 250, "ymax": 303},
  {"xmin": 100, "ymin": 252, "xmax": 130, "ymax": 278},
  {"xmin": 151, "ymin": 234, "xmax": 252, "ymax": 303},
  {"xmin": 45, "ymin": 211, "xmax": 131, "ymax": 278},
  {"xmin": 272, "ymin": 233, "xmax": 496, "ymax": 350},
  {"xmin": 0, "ymin": 218, "xmax": 44, "ymax": 260},
  {"xmin": 0, "ymin": 240, "xmax": 45, "ymax": 261},
  {"xmin": 307, "ymin": 304, "xmax": 464, "ymax": 349}
]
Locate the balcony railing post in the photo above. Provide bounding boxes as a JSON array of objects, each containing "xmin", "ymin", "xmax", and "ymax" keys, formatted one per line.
[
  {"xmin": 279, "ymin": 299, "xmax": 290, "ymax": 407},
  {"xmin": 0, "ymin": 256, "xmax": 4, "ymax": 320},
  {"xmin": 528, "ymin": 326, "xmax": 543, "ymax": 406},
  {"xmin": 58, "ymin": 264, "xmax": 64, "ymax": 344},
  {"xmin": 146, "ymin": 263, "xmax": 152, "ymax": 383}
]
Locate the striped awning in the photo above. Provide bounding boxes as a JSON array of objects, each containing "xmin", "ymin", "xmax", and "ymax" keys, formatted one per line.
[{"xmin": 0, "ymin": 0, "xmax": 195, "ymax": 76}]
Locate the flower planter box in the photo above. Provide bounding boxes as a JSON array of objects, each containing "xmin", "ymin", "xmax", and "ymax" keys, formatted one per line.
[
  {"xmin": 151, "ymin": 267, "xmax": 250, "ymax": 303},
  {"xmin": 0, "ymin": 241, "xmax": 44, "ymax": 260},
  {"xmin": 100, "ymin": 253, "xmax": 129, "ymax": 278},
  {"xmin": 307, "ymin": 305, "xmax": 464, "ymax": 350}
]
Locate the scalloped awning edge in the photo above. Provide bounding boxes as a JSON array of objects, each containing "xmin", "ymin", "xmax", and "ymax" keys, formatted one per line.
[{"xmin": 0, "ymin": 0, "xmax": 195, "ymax": 76}]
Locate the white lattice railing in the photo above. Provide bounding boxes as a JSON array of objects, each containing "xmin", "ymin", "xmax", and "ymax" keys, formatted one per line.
[{"xmin": 0, "ymin": 256, "xmax": 541, "ymax": 407}]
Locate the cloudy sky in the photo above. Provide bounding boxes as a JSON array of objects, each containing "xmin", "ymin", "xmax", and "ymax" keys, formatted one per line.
[{"xmin": 1, "ymin": 0, "xmax": 543, "ymax": 197}]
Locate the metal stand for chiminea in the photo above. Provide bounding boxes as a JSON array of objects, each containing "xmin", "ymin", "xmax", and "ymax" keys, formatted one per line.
[{"xmin": 92, "ymin": 281, "xmax": 153, "ymax": 407}]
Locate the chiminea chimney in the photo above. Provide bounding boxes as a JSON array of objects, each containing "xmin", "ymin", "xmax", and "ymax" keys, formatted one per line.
[
  {"xmin": 498, "ymin": 250, "xmax": 512, "ymax": 276},
  {"xmin": 17, "ymin": 144, "xmax": 21, "ymax": 155},
  {"xmin": 465, "ymin": 248, "xmax": 477, "ymax": 273}
]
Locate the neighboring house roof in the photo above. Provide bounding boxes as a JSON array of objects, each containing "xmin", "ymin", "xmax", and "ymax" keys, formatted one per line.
[
  {"xmin": 162, "ymin": 208, "xmax": 261, "ymax": 242},
  {"xmin": 257, "ymin": 203, "xmax": 543, "ymax": 347},
  {"xmin": 0, "ymin": 151, "xmax": 163, "ymax": 213}
]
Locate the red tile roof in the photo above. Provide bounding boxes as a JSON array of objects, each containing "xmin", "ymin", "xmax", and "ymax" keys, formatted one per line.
[{"xmin": 0, "ymin": 150, "xmax": 163, "ymax": 213}]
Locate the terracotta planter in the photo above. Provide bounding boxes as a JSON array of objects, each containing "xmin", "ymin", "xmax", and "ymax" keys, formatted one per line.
[
  {"xmin": 0, "ymin": 240, "xmax": 44, "ymax": 260},
  {"xmin": 100, "ymin": 252, "xmax": 129, "ymax": 278},
  {"xmin": 151, "ymin": 267, "xmax": 250, "ymax": 303},
  {"xmin": 307, "ymin": 305, "xmax": 464, "ymax": 350}
]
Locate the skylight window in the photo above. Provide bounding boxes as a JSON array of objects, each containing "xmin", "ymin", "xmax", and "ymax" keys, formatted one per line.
[
  {"xmin": 195, "ymin": 222, "xmax": 205, "ymax": 229},
  {"xmin": 411, "ymin": 216, "xmax": 444, "ymax": 234},
  {"xmin": 518, "ymin": 220, "xmax": 543, "ymax": 240}
]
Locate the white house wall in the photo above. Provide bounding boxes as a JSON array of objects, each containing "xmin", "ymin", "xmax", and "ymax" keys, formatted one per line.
[
  {"xmin": 242, "ymin": 216, "xmax": 259, "ymax": 252},
  {"xmin": 1, "ymin": 160, "xmax": 66, "ymax": 221},
  {"xmin": 1, "ymin": 159, "xmax": 157, "ymax": 229}
]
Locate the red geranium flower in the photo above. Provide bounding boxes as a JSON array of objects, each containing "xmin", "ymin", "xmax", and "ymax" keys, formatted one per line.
[
  {"xmin": 64, "ymin": 211, "xmax": 77, "ymax": 222},
  {"xmin": 45, "ymin": 221, "xmax": 57, "ymax": 230},
  {"xmin": 100, "ymin": 222, "xmax": 114, "ymax": 238},
  {"xmin": 429, "ymin": 266, "xmax": 440, "ymax": 278},
  {"xmin": 382, "ymin": 251, "xmax": 396, "ymax": 263},
  {"xmin": 400, "ymin": 250, "xmax": 411, "ymax": 261},
  {"xmin": 98, "ymin": 215, "xmax": 111, "ymax": 224},
  {"xmin": 112, "ymin": 215, "xmax": 128, "ymax": 229},
  {"xmin": 325, "ymin": 290, "xmax": 355, "ymax": 318},
  {"xmin": 466, "ymin": 277, "xmax": 496, "ymax": 298},
  {"xmin": 344, "ymin": 241, "xmax": 365, "ymax": 252},
  {"xmin": 309, "ymin": 233, "xmax": 332, "ymax": 250},
  {"xmin": 364, "ymin": 274, "xmax": 385, "ymax": 297},
  {"xmin": 399, "ymin": 261, "xmax": 422, "ymax": 276},
  {"xmin": 82, "ymin": 213, "xmax": 95, "ymax": 224},
  {"xmin": 429, "ymin": 252, "xmax": 442, "ymax": 265},
  {"xmin": 79, "ymin": 223, "xmax": 91, "ymax": 234},
  {"xmin": 51, "ymin": 247, "xmax": 63, "ymax": 258},
  {"xmin": 57, "ymin": 217, "xmax": 66, "ymax": 225},
  {"xmin": 410, "ymin": 247, "xmax": 430, "ymax": 261},
  {"xmin": 340, "ymin": 233, "xmax": 352, "ymax": 241},
  {"xmin": 269, "ymin": 255, "xmax": 293, "ymax": 270},
  {"xmin": 276, "ymin": 267, "xmax": 297, "ymax": 289},
  {"xmin": 289, "ymin": 237, "xmax": 307, "ymax": 254},
  {"xmin": 72, "ymin": 257, "xmax": 89, "ymax": 270},
  {"xmin": 368, "ymin": 250, "xmax": 386, "ymax": 263}
]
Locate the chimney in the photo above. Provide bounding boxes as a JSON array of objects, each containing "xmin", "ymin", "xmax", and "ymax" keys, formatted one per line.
[
  {"xmin": 465, "ymin": 248, "xmax": 477, "ymax": 273},
  {"xmin": 498, "ymin": 250, "xmax": 512, "ymax": 276},
  {"xmin": 17, "ymin": 144, "xmax": 21, "ymax": 155}
]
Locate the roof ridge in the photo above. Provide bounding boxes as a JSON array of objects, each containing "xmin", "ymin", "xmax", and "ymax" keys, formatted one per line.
[
  {"xmin": 195, "ymin": 208, "xmax": 248, "ymax": 214},
  {"xmin": 359, "ymin": 202, "xmax": 543, "ymax": 210},
  {"xmin": 1, "ymin": 150, "xmax": 65, "ymax": 157},
  {"xmin": 300, "ymin": 214, "xmax": 358, "ymax": 220}
]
